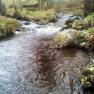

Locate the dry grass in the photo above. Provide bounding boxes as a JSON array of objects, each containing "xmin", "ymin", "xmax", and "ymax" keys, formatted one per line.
[{"xmin": 0, "ymin": 16, "xmax": 20, "ymax": 39}]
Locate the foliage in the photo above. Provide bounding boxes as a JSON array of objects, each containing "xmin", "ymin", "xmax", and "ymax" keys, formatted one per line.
[
  {"xmin": 0, "ymin": 16, "xmax": 20, "ymax": 39},
  {"xmin": 5, "ymin": 20, "xmax": 20, "ymax": 35}
]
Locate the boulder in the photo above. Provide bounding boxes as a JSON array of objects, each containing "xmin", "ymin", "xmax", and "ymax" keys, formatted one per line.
[
  {"xmin": 72, "ymin": 20, "xmax": 84, "ymax": 30},
  {"xmin": 53, "ymin": 29, "xmax": 79, "ymax": 48},
  {"xmin": 80, "ymin": 62, "xmax": 94, "ymax": 89},
  {"xmin": 65, "ymin": 19, "xmax": 74, "ymax": 28}
]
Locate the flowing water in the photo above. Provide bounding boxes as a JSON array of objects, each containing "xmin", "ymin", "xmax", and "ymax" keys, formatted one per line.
[{"xmin": 0, "ymin": 13, "xmax": 93, "ymax": 94}]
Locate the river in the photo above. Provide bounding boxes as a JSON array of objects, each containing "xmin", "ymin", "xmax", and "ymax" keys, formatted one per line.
[{"xmin": 0, "ymin": 13, "xmax": 93, "ymax": 94}]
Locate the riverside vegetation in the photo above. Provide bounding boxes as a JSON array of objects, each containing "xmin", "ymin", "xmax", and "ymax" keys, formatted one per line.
[
  {"xmin": 0, "ymin": 16, "xmax": 20, "ymax": 40},
  {"xmin": 53, "ymin": 13, "xmax": 94, "ymax": 89},
  {"xmin": 0, "ymin": 0, "xmax": 56, "ymax": 39},
  {"xmin": 54, "ymin": 13, "xmax": 94, "ymax": 50}
]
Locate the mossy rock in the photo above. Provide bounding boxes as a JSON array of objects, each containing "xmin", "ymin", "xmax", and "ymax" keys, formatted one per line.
[
  {"xmin": 80, "ymin": 64, "xmax": 94, "ymax": 88},
  {"xmin": 74, "ymin": 28, "xmax": 94, "ymax": 50},
  {"xmin": 72, "ymin": 20, "xmax": 85, "ymax": 30},
  {"xmin": 53, "ymin": 29, "xmax": 78, "ymax": 48}
]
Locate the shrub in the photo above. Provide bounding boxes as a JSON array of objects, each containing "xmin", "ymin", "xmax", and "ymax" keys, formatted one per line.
[
  {"xmin": 5, "ymin": 20, "xmax": 20, "ymax": 35},
  {"xmin": 0, "ymin": 16, "xmax": 21, "ymax": 39}
]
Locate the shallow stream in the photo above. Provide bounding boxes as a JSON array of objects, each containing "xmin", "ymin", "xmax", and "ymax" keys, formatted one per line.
[{"xmin": 0, "ymin": 13, "xmax": 93, "ymax": 94}]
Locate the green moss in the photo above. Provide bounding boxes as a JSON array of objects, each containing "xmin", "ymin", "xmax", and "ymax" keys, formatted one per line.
[
  {"xmin": 85, "ymin": 27, "xmax": 94, "ymax": 34},
  {"xmin": 80, "ymin": 64, "xmax": 94, "ymax": 88}
]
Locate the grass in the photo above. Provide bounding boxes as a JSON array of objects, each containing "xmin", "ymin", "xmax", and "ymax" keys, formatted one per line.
[
  {"xmin": 4, "ymin": 0, "xmax": 56, "ymax": 24},
  {"xmin": 6, "ymin": 8, "xmax": 57, "ymax": 24},
  {"xmin": 84, "ymin": 27, "xmax": 94, "ymax": 34},
  {"xmin": 84, "ymin": 13, "xmax": 94, "ymax": 27},
  {"xmin": 0, "ymin": 16, "xmax": 20, "ymax": 40},
  {"xmin": 72, "ymin": 13, "xmax": 94, "ymax": 30},
  {"xmin": 22, "ymin": 9, "xmax": 56, "ymax": 19}
]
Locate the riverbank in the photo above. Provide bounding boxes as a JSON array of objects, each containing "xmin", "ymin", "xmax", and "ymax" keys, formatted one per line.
[
  {"xmin": 54, "ymin": 13, "xmax": 94, "ymax": 51},
  {"xmin": 6, "ymin": 8, "xmax": 57, "ymax": 24},
  {"xmin": 0, "ymin": 16, "xmax": 20, "ymax": 40},
  {"xmin": 52, "ymin": 13, "xmax": 94, "ymax": 89}
]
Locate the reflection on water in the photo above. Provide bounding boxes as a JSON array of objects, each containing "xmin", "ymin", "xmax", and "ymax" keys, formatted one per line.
[{"xmin": 34, "ymin": 37, "xmax": 90, "ymax": 94}]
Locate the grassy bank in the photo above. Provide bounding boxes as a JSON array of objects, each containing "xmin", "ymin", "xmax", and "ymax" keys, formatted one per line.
[
  {"xmin": 0, "ymin": 16, "xmax": 20, "ymax": 40},
  {"xmin": 6, "ymin": 8, "xmax": 57, "ymax": 24}
]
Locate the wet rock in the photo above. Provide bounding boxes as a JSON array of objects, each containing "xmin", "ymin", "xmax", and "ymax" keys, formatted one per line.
[
  {"xmin": 16, "ymin": 28, "xmax": 22, "ymax": 31},
  {"xmin": 65, "ymin": 15, "xmax": 82, "ymax": 29},
  {"xmin": 60, "ymin": 25, "xmax": 69, "ymax": 31},
  {"xmin": 24, "ymin": 21, "xmax": 30, "ymax": 25},
  {"xmin": 72, "ymin": 19, "xmax": 90, "ymax": 30},
  {"xmin": 69, "ymin": 15, "xmax": 82, "ymax": 20},
  {"xmin": 63, "ymin": 25, "xmax": 69, "ymax": 29},
  {"xmin": 65, "ymin": 19, "xmax": 74, "ymax": 28},
  {"xmin": 49, "ymin": 17, "xmax": 57, "ymax": 23},
  {"xmin": 80, "ymin": 63, "xmax": 94, "ymax": 89}
]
